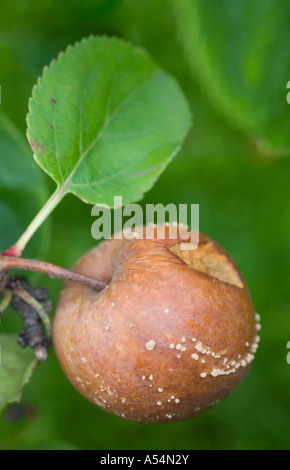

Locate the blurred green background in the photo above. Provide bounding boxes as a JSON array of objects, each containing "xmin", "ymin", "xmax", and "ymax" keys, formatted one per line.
[{"xmin": 0, "ymin": 0, "xmax": 289, "ymax": 450}]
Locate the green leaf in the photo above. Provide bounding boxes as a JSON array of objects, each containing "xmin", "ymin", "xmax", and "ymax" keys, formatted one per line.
[
  {"xmin": 173, "ymin": 0, "xmax": 290, "ymax": 155},
  {"xmin": 0, "ymin": 334, "xmax": 37, "ymax": 413},
  {"xmin": 27, "ymin": 36, "xmax": 191, "ymax": 207},
  {"xmin": 0, "ymin": 111, "xmax": 49, "ymax": 256}
]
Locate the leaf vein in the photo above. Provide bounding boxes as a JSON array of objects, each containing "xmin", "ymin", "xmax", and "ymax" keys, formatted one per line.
[{"xmin": 61, "ymin": 71, "xmax": 157, "ymax": 192}]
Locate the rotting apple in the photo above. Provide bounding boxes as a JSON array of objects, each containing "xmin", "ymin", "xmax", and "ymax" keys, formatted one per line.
[{"xmin": 53, "ymin": 224, "xmax": 260, "ymax": 424}]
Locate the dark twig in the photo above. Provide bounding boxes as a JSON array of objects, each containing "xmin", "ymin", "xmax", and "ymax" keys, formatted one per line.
[
  {"xmin": 9, "ymin": 277, "xmax": 53, "ymax": 361},
  {"xmin": 12, "ymin": 284, "xmax": 52, "ymax": 339}
]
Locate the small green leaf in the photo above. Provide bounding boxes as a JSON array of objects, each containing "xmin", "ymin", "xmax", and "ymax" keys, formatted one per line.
[
  {"xmin": 173, "ymin": 0, "xmax": 290, "ymax": 155},
  {"xmin": 27, "ymin": 36, "xmax": 191, "ymax": 207},
  {"xmin": 0, "ymin": 334, "xmax": 37, "ymax": 413}
]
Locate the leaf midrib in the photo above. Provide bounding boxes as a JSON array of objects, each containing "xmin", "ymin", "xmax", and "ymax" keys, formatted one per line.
[{"xmin": 58, "ymin": 71, "xmax": 158, "ymax": 196}]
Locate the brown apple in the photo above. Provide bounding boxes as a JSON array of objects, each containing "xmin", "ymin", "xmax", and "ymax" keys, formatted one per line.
[{"xmin": 53, "ymin": 224, "xmax": 260, "ymax": 423}]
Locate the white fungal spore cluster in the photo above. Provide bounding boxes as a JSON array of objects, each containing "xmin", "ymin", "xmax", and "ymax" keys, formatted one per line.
[{"xmin": 167, "ymin": 313, "xmax": 261, "ymax": 379}]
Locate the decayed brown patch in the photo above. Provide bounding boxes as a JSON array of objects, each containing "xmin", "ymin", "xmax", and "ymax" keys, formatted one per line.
[{"xmin": 170, "ymin": 242, "xmax": 244, "ymax": 288}]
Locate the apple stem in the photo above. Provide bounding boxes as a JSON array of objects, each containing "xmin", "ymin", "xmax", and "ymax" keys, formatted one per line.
[{"xmin": 0, "ymin": 255, "xmax": 107, "ymax": 291}]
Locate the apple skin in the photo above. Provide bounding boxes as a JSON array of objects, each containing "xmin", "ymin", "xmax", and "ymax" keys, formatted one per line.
[{"xmin": 53, "ymin": 225, "xmax": 260, "ymax": 424}]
